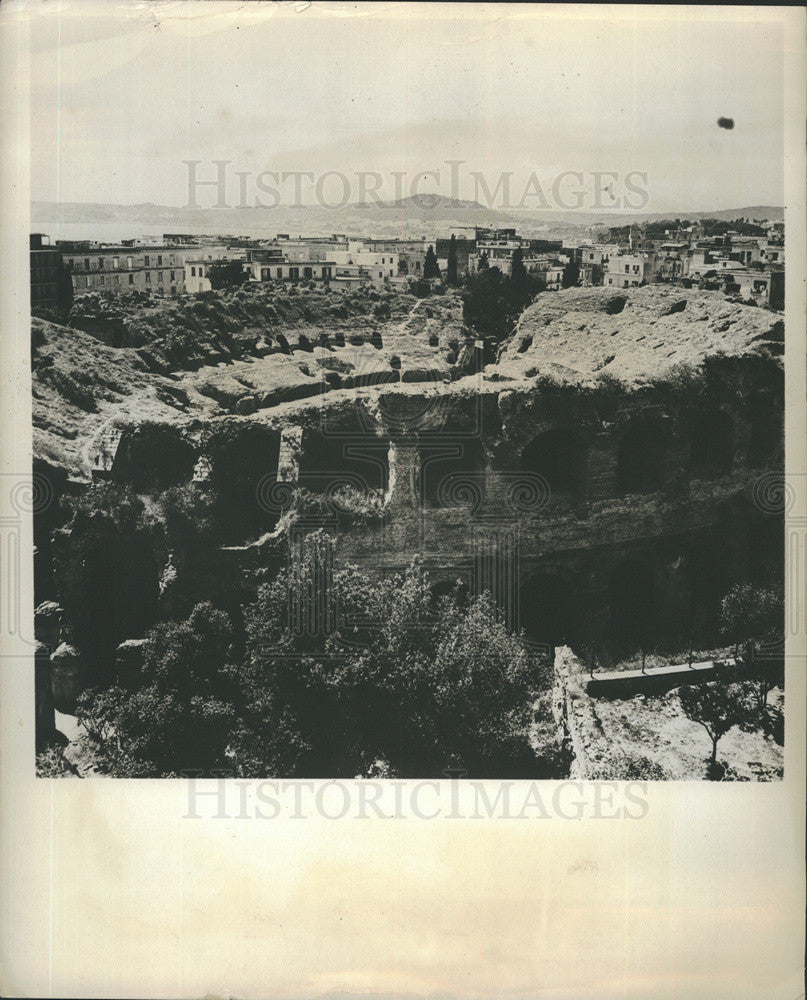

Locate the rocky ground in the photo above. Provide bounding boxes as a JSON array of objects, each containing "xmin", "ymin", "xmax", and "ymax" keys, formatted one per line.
[
  {"xmin": 498, "ymin": 285, "xmax": 783, "ymax": 387},
  {"xmin": 33, "ymin": 283, "xmax": 782, "ymax": 478},
  {"xmin": 32, "ymin": 285, "xmax": 466, "ymax": 477},
  {"xmin": 592, "ymin": 686, "xmax": 784, "ymax": 780}
]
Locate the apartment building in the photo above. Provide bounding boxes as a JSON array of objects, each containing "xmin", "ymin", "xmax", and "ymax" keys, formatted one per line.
[
  {"xmin": 30, "ymin": 234, "xmax": 65, "ymax": 315},
  {"xmin": 59, "ymin": 244, "xmax": 186, "ymax": 296},
  {"xmin": 605, "ymin": 253, "xmax": 648, "ymax": 288}
]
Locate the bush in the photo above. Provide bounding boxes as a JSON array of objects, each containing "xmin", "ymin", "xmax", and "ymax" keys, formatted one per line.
[
  {"xmin": 461, "ymin": 261, "xmax": 545, "ymax": 340},
  {"xmin": 207, "ymin": 260, "xmax": 247, "ymax": 290},
  {"xmin": 592, "ymin": 750, "xmax": 670, "ymax": 781},
  {"xmin": 76, "ymin": 603, "xmax": 238, "ymax": 776},
  {"xmin": 36, "ymin": 744, "xmax": 71, "ymax": 777},
  {"xmin": 238, "ymin": 538, "xmax": 549, "ymax": 777}
]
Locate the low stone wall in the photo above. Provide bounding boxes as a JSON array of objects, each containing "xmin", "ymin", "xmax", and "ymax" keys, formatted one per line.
[{"xmin": 553, "ymin": 646, "xmax": 612, "ymax": 778}]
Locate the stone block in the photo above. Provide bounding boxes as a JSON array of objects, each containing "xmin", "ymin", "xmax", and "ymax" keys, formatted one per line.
[
  {"xmin": 34, "ymin": 600, "xmax": 62, "ymax": 651},
  {"xmin": 50, "ymin": 642, "xmax": 86, "ymax": 714},
  {"xmin": 115, "ymin": 638, "xmax": 148, "ymax": 685}
]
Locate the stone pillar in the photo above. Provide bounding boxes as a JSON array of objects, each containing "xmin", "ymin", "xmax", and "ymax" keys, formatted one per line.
[
  {"xmin": 278, "ymin": 425, "xmax": 303, "ymax": 482},
  {"xmin": 584, "ymin": 430, "xmax": 618, "ymax": 504},
  {"xmin": 386, "ymin": 439, "xmax": 421, "ymax": 509}
]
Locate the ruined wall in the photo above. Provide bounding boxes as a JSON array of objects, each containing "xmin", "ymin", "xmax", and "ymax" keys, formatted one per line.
[{"xmin": 235, "ymin": 370, "xmax": 783, "ymax": 652}]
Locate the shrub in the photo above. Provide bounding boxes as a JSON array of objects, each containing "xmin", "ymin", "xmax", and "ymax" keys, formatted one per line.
[
  {"xmin": 76, "ymin": 603, "xmax": 238, "ymax": 776},
  {"xmin": 238, "ymin": 539, "xmax": 549, "ymax": 777}
]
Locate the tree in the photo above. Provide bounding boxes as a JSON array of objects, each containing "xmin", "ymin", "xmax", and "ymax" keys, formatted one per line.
[
  {"xmin": 562, "ymin": 259, "xmax": 580, "ymax": 288},
  {"xmin": 478, "ymin": 251, "xmax": 489, "ymax": 271},
  {"xmin": 720, "ymin": 582, "xmax": 783, "ymax": 706},
  {"xmin": 591, "ymin": 263, "xmax": 603, "ymax": 285},
  {"xmin": 76, "ymin": 602, "xmax": 238, "ymax": 776},
  {"xmin": 462, "ymin": 266, "xmax": 511, "ymax": 339},
  {"xmin": 446, "ymin": 235, "xmax": 459, "ymax": 286},
  {"xmin": 239, "ymin": 537, "xmax": 552, "ymax": 777},
  {"xmin": 678, "ymin": 670, "xmax": 757, "ymax": 776},
  {"xmin": 423, "ymin": 245, "xmax": 441, "ymax": 280},
  {"xmin": 207, "ymin": 260, "xmax": 247, "ymax": 290},
  {"xmin": 462, "ymin": 259, "xmax": 545, "ymax": 341},
  {"xmin": 509, "ymin": 247, "xmax": 529, "ymax": 310}
]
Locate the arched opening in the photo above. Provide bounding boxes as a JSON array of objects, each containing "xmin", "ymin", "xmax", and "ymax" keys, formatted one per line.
[
  {"xmin": 520, "ymin": 427, "xmax": 586, "ymax": 497},
  {"xmin": 520, "ymin": 572, "xmax": 575, "ymax": 648},
  {"xmin": 419, "ymin": 434, "xmax": 486, "ymax": 508},
  {"xmin": 608, "ymin": 560, "xmax": 656, "ymax": 652},
  {"xmin": 299, "ymin": 428, "xmax": 389, "ymax": 496},
  {"xmin": 616, "ymin": 419, "xmax": 666, "ymax": 494},
  {"xmin": 204, "ymin": 424, "xmax": 282, "ymax": 542},
  {"xmin": 690, "ymin": 411, "xmax": 734, "ymax": 476}
]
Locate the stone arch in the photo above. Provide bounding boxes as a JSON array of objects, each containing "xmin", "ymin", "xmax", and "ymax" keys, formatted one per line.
[
  {"xmin": 519, "ymin": 571, "xmax": 576, "ymax": 647},
  {"xmin": 419, "ymin": 429, "xmax": 486, "ymax": 508},
  {"xmin": 690, "ymin": 410, "xmax": 735, "ymax": 476},
  {"xmin": 520, "ymin": 426, "xmax": 587, "ymax": 497},
  {"xmin": 608, "ymin": 558, "xmax": 657, "ymax": 649},
  {"xmin": 299, "ymin": 426, "xmax": 389, "ymax": 494},
  {"xmin": 204, "ymin": 424, "xmax": 282, "ymax": 541},
  {"xmin": 616, "ymin": 417, "xmax": 667, "ymax": 494}
]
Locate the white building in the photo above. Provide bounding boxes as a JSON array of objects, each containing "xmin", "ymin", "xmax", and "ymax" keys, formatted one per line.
[
  {"xmin": 605, "ymin": 253, "xmax": 648, "ymax": 288},
  {"xmin": 184, "ymin": 260, "xmax": 213, "ymax": 293},
  {"xmin": 329, "ymin": 246, "xmax": 398, "ymax": 286},
  {"xmin": 248, "ymin": 260, "xmax": 335, "ymax": 282}
]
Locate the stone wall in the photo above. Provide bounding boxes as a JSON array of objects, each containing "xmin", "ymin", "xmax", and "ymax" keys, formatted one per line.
[{"xmin": 240, "ymin": 375, "xmax": 782, "ymax": 651}]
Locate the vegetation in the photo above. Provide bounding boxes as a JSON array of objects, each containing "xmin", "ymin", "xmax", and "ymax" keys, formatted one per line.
[
  {"xmin": 721, "ymin": 582, "xmax": 784, "ymax": 706},
  {"xmin": 608, "ymin": 217, "xmax": 768, "ymax": 243},
  {"xmin": 561, "ymin": 259, "xmax": 580, "ymax": 288},
  {"xmin": 423, "ymin": 245, "xmax": 441, "ymax": 280},
  {"xmin": 76, "ymin": 603, "xmax": 238, "ymax": 776},
  {"xmin": 36, "ymin": 743, "xmax": 72, "ymax": 777},
  {"xmin": 446, "ymin": 235, "xmax": 459, "ymax": 286},
  {"xmin": 461, "ymin": 258, "xmax": 545, "ymax": 340},
  {"xmin": 207, "ymin": 260, "xmax": 248, "ymax": 290},
  {"xmin": 678, "ymin": 666, "xmax": 759, "ymax": 776},
  {"xmin": 73, "ymin": 535, "xmax": 559, "ymax": 778}
]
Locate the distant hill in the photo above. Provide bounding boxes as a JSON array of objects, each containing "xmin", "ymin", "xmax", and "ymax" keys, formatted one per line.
[
  {"xmin": 31, "ymin": 196, "xmax": 521, "ymax": 240},
  {"xmin": 31, "ymin": 198, "xmax": 783, "ymax": 242}
]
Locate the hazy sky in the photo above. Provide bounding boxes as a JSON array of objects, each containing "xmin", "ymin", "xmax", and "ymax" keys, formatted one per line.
[{"xmin": 27, "ymin": 2, "xmax": 785, "ymax": 213}]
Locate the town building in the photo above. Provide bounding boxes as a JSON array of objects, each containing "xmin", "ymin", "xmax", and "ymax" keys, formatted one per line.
[
  {"xmin": 363, "ymin": 238, "xmax": 428, "ymax": 276},
  {"xmin": 30, "ymin": 234, "xmax": 65, "ymax": 316},
  {"xmin": 58, "ymin": 243, "xmax": 186, "ymax": 297},
  {"xmin": 605, "ymin": 253, "xmax": 649, "ymax": 288}
]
